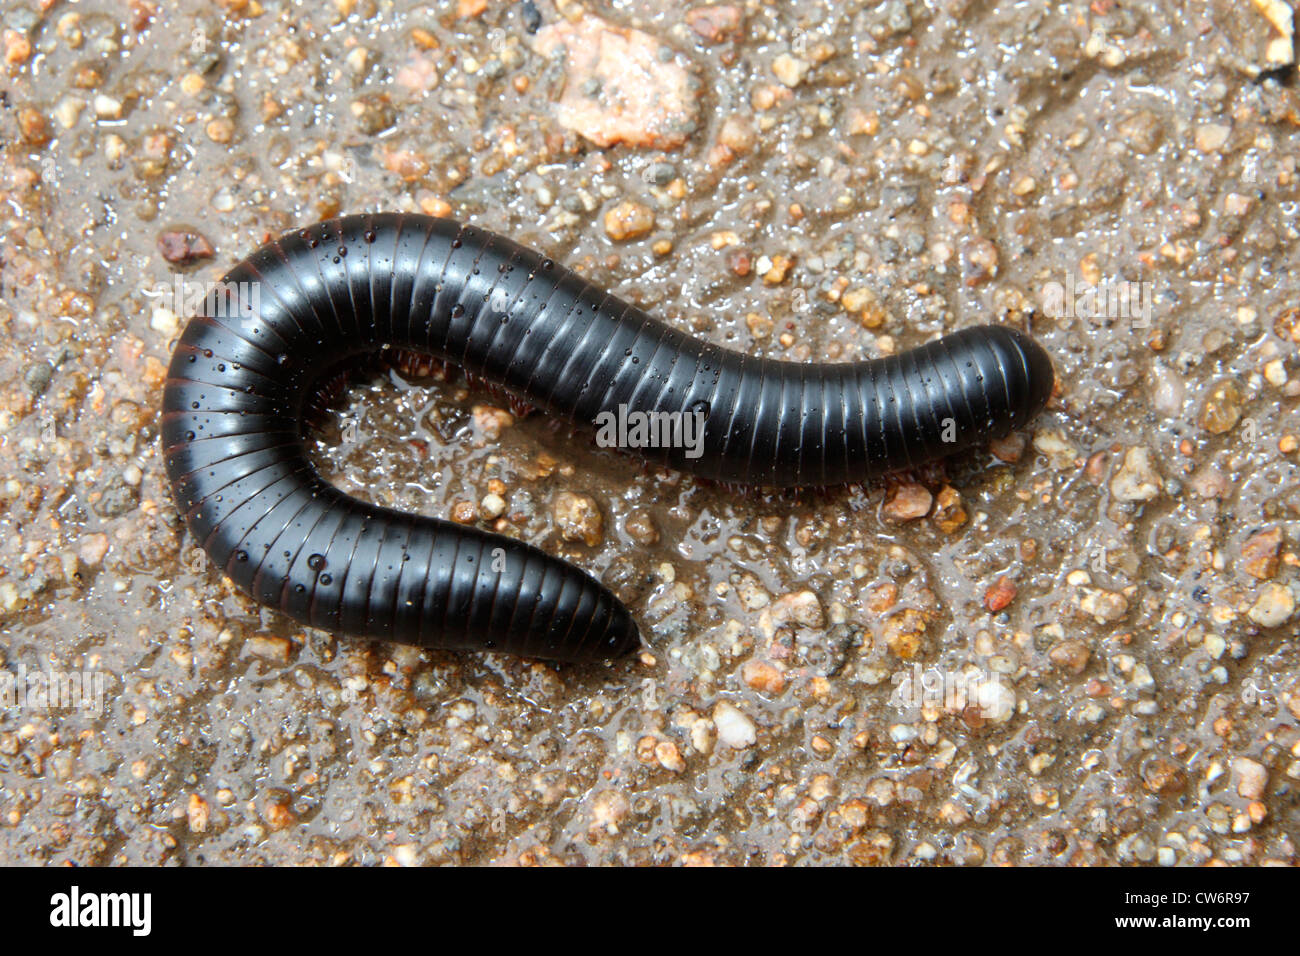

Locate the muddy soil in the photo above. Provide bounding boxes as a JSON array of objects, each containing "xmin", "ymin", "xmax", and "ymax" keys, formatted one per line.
[{"xmin": 0, "ymin": 0, "xmax": 1297, "ymax": 865}]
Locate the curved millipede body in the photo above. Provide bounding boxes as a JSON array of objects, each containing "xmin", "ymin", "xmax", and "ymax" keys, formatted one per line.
[{"xmin": 162, "ymin": 213, "xmax": 1054, "ymax": 663}]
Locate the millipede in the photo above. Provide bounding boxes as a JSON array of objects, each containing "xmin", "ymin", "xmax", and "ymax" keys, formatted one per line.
[{"xmin": 161, "ymin": 213, "xmax": 1055, "ymax": 663}]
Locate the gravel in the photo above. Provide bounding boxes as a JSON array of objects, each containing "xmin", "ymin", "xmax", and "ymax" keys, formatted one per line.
[{"xmin": 0, "ymin": 0, "xmax": 1296, "ymax": 867}]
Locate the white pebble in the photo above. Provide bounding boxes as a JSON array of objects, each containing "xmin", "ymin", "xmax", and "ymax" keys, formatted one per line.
[
  {"xmin": 1148, "ymin": 362, "xmax": 1185, "ymax": 417},
  {"xmin": 712, "ymin": 701, "xmax": 756, "ymax": 749},
  {"xmin": 93, "ymin": 94, "xmax": 123, "ymax": 119},
  {"xmin": 1247, "ymin": 584, "xmax": 1295, "ymax": 628}
]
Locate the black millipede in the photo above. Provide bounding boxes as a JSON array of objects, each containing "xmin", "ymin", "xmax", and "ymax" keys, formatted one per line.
[{"xmin": 161, "ymin": 213, "xmax": 1054, "ymax": 664}]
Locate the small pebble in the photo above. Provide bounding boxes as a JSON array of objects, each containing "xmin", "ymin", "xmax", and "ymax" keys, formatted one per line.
[
  {"xmin": 1232, "ymin": 758, "xmax": 1268, "ymax": 800},
  {"xmin": 742, "ymin": 659, "xmax": 785, "ymax": 694},
  {"xmin": 771, "ymin": 53, "xmax": 809, "ymax": 87},
  {"xmin": 157, "ymin": 228, "xmax": 215, "ymax": 265},
  {"xmin": 1198, "ymin": 379, "xmax": 1243, "ymax": 435},
  {"xmin": 1239, "ymin": 527, "xmax": 1282, "ymax": 580},
  {"xmin": 881, "ymin": 483, "xmax": 932, "ymax": 521},
  {"xmin": 603, "ymin": 200, "xmax": 655, "ymax": 241},
  {"xmin": 1109, "ymin": 446, "xmax": 1161, "ymax": 502},
  {"xmin": 553, "ymin": 491, "xmax": 604, "ymax": 546},
  {"xmin": 713, "ymin": 701, "xmax": 757, "ymax": 748},
  {"xmin": 1247, "ymin": 583, "xmax": 1295, "ymax": 628}
]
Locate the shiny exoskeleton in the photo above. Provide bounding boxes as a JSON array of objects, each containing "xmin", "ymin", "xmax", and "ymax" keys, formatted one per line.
[{"xmin": 161, "ymin": 213, "xmax": 1054, "ymax": 663}]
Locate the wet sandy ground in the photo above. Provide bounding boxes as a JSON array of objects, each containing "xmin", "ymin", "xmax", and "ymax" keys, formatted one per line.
[{"xmin": 0, "ymin": 0, "xmax": 1297, "ymax": 865}]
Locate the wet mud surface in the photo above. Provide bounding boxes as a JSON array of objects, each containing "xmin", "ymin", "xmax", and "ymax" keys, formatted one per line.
[{"xmin": 1, "ymin": 0, "xmax": 1298, "ymax": 865}]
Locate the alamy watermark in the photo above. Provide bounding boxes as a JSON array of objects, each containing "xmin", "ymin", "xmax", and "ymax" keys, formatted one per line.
[
  {"xmin": 0, "ymin": 665, "xmax": 108, "ymax": 718},
  {"xmin": 889, "ymin": 664, "xmax": 1013, "ymax": 722},
  {"xmin": 1041, "ymin": 269, "xmax": 1153, "ymax": 329},
  {"xmin": 594, "ymin": 403, "xmax": 708, "ymax": 459},
  {"xmin": 142, "ymin": 274, "xmax": 261, "ymax": 327},
  {"xmin": 50, "ymin": 886, "xmax": 150, "ymax": 936}
]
